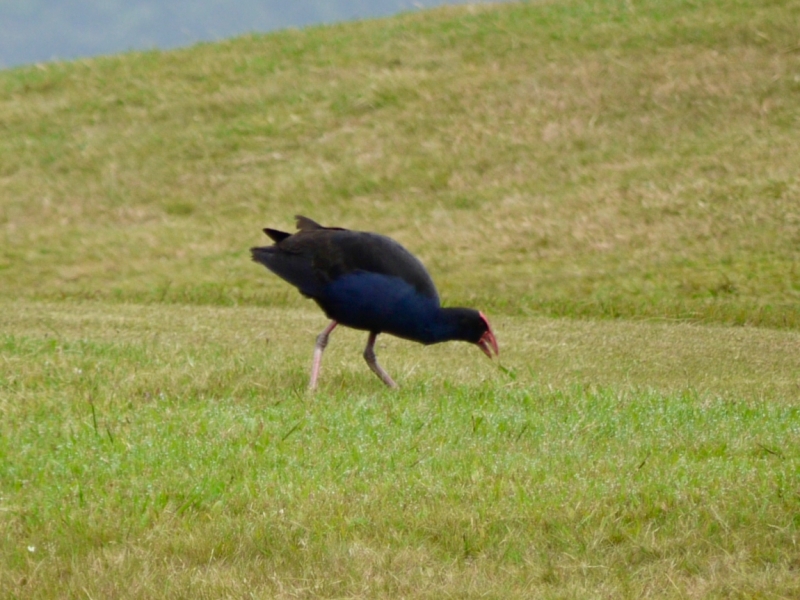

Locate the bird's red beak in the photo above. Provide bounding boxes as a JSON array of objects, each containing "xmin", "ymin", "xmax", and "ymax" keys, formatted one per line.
[{"xmin": 477, "ymin": 312, "xmax": 499, "ymax": 358}]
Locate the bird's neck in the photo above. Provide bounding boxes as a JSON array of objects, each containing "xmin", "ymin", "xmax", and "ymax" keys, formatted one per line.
[{"xmin": 417, "ymin": 306, "xmax": 477, "ymax": 345}]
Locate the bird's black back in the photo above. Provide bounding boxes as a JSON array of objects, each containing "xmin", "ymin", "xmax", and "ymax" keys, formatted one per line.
[{"xmin": 251, "ymin": 216, "xmax": 440, "ymax": 303}]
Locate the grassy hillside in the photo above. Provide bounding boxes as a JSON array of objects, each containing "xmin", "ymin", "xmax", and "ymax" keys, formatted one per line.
[
  {"xmin": 2, "ymin": 1, "xmax": 800, "ymax": 598},
  {"xmin": 1, "ymin": 0, "xmax": 799, "ymax": 326}
]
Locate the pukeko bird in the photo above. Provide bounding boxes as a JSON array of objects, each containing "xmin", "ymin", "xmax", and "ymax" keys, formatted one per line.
[{"xmin": 251, "ymin": 215, "xmax": 499, "ymax": 389}]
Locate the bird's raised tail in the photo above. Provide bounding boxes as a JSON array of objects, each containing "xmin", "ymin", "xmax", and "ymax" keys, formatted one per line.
[
  {"xmin": 250, "ymin": 246, "xmax": 276, "ymax": 265},
  {"xmin": 250, "ymin": 244, "xmax": 322, "ymax": 298},
  {"xmin": 262, "ymin": 216, "xmax": 334, "ymax": 243},
  {"xmin": 295, "ymin": 215, "xmax": 325, "ymax": 231},
  {"xmin": 263, "ymin": 228, "xmax": 291, "ymax": 243}
]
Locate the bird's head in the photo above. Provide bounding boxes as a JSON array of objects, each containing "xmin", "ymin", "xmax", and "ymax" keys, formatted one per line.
[{"xmin": 445, "ymin": 308, "xmax": 499, "ymax": 358}]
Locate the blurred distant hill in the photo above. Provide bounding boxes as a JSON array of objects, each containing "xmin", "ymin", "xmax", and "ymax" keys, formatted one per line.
[{"xmin": 0, "ymin": 0, "xmax": 483, "ymax": 68}]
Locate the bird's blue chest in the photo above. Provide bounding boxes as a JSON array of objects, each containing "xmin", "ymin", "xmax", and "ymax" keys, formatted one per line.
[{"xmin": 317, "ymin": 272, "xmax": 441, "ymax": 343}]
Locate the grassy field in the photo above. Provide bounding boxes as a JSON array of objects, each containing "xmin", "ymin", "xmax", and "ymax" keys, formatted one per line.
[
  {"xmin": 2, "ymin": 301, "xmax": 799, "ymax": 598},
  {"xmin": 2, "ymin": 0, "xmax": 800, "ymax": 597}
]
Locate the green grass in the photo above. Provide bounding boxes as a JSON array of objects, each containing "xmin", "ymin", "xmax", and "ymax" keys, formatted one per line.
[
  {"xmin": 2, "ymin": 0, "xmax": 800, "ymax": 597},
  {"xmin": 1, "ymin": 302, "xmax": 800, "ymax": 598}
]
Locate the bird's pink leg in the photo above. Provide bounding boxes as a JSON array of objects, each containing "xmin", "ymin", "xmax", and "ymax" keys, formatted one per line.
[
  {"xmin": 310, "ymin": 320, "xmax": 338, "ymax": 390},
  {"xmin": 363, "ymin": 332, "xmax": 398, "ymax": 388}
]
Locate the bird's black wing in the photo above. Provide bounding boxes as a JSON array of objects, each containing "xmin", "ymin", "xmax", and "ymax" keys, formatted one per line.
[
  {"xmin": 313, "ymin": 230, "xmax": 439, "ymax": 302},
  {"xmin": 252, "ymin": 216, "xmax": 439, "ymax": 302}
]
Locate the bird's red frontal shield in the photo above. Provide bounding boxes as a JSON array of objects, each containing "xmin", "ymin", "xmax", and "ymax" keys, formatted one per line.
[{"xmin": 477, "ymin": 311, "xmax": 499, "ymax": 358}]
